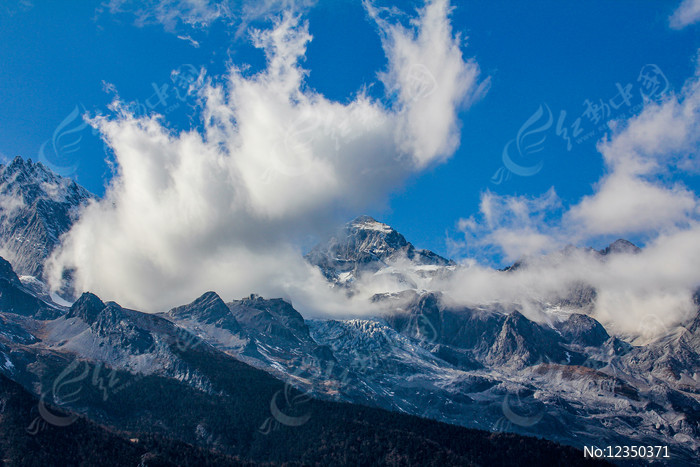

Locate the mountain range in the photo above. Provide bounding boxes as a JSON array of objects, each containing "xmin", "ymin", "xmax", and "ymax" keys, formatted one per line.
[{"xmin": 0, "ymin": 156, "xmax": 697, "ymax": 465}]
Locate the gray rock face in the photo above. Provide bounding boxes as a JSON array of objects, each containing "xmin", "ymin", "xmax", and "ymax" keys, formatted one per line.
[
  {"xmin": 556, "ymin": 313, "xmax": 610, "ymax": 347},
  {"xmin": 384, "ymin": 293, "xmax": 573, "ymax": 367},
  {"xmin": 164, "ymin": 292, "xmax": 340, "ymax": 386},
  {"xmin": 1, "ymin": 286, "xmax": 222, "ymax": 398},
  {"xmin": 302, "ymin": 219, "xmax": 698, "ymax": 462},
  {"xmin": 312, "ymin": 293, "xmax": 699, "ymax": 463},
  {"xmin": 0, "ymin": 156, "xmax": 92, "ymax": 278},
  {"xmin": 169, "ymin": 291, "xmax": 241, "ymax": 334},
  {"xmin": 67, "ymin": 292, "xmax": 106, "ymax": 324},
  {"xmin": 486, "ymin": 310, "xmax": 570, "ymax": 367},
  {"xmin": 390, "ymin": 293, "xmax": 589, "ymax": 369},
  {"xmin": 227, "ymin": 294, "xmax": 312, "ymax": 344},
  {"xmin": 0, "ymin": 287, "xmax": 599, "ymax": 467},
  {"xmin": 622, "ymin": 309, "xmax": 700, "ymax": 394},
  {"xmin": 0, "ymin": 256, "xmax": 21, "ymax": 286},
  {"xmin": 67, "ymin": 292, "xmax": 156, "ymax": 355}
]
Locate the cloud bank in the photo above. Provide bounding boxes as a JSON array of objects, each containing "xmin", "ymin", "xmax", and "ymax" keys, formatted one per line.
[{"xmin": 49, "ymin": 0, "xmax": 485, "ymax": 313}]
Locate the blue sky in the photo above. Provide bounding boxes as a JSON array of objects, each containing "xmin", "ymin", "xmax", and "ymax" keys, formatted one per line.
[{"xmin": 1, "ymin": 0, "xmax": 699, "ymax": 265}]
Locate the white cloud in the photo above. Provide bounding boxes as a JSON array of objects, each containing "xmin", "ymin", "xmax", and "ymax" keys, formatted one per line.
[
  {"xmin": 567, "ymin": 173, "xmax": 697, "ymax": 237},
  {"xmin": 567, "ymin": 63, "xmax": 700, "ymax": 238},
  {"xmin": 48, "ymin": 1, "xmax": 486, "ymax": 313},
  {"xmin": 367, "ymin": 0, "xmax": 489, "ymax": 167},
  {"xmin": 670, "ymin": 0, "xmax": 700, "ymax": 29},
  {"xmin": 456, "ymin": 188, "xmax": 562, "ymax": 262}
]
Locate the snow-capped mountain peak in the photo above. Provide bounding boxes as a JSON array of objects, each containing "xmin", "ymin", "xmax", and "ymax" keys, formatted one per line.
[
  {"xmin": 349, "ymin": 215, "xmax": 394, "ymax": 233},
  {"xmin": 305, "ymin": 215, "xmax": 453, "ymax": 286}
]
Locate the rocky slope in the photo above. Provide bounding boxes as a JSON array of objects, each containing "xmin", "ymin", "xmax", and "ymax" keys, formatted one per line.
[
  {"xmin": 0, "ymin": 156, "xmax": 92, "ymax": 279},
  {"xmin": 0, "ymin": 256, "xmax": 605, "ymax": 466}
]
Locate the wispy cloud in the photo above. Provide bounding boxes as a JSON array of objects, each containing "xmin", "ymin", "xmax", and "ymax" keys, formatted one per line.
[
  {"xmin": 49, "ymin": 0, "xmax": 486, "ymax": 313},
  {"xmin": 100, "ymin": 0, "xmax": 226, "ymax": 31},
  {"xmin": 176, "ymin": 34, "xmax": 200, "ymax": 47},
  {"xmin": 670, "ymin": 0, "xmax": 700, "ymax": 29},
  {"xmin": 0, "ymin": 0, "xmax": 33, "ymax": 16},
  {"xmin": 99, "ymin": 0, "xmax": 317, "ymax": 35},
  {"xmin": 456, "ymin": 188, "xmax": 562, "ymax": 263}
]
